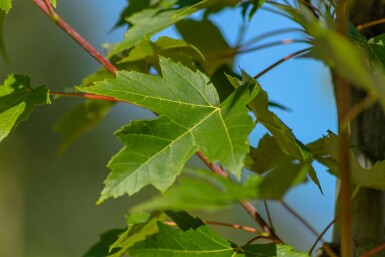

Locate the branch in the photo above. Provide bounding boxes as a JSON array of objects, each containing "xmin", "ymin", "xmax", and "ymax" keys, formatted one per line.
[
  {"xmin": 336, "ymin": 1, "xmax": 353, "ymax": 257},
  {"xmin": 34, "ymin": 0, "xmax": 278, "ymax": 242},
  {"xmin": 360, "ymin": 243, "xmax": 385, "ymax": 257},
  {"xmin": 32, "ymin": 0, "xmax": 117, "ymax": 75}
]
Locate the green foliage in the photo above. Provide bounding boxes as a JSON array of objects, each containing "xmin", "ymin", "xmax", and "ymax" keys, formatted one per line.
[
  {"xmin": 53, "ymin": 100, "xmax": 114, "ymax": 155},
  {"xmin": 310, "ymin": 132, "xmax": 385, "ymax": 190},
  {"xmin": 80, "ymin": 57, "xmax": 258, "ymax": 202},
  {"xmin": 0, "ymin": 0, "xmax": 12, "ymax": 13},
  {"xmin": 0, "ymin": 74, "xmax": 50, "ymax": 142},
  {"xmin": 133, "ymin": 168, "xmax": 262, "ymax": 211}
]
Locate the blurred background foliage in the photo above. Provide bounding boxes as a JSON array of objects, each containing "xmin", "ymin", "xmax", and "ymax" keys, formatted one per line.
[{"xmin": 0, "ymin": 1, "xmax": 336, "ymax": 256}]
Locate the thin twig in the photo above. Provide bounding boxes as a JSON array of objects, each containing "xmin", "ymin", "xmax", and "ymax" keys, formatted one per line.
[
  {"xmin": 263, "ymin": 200, "xmax": 274, "ymax": 230},
  {"xmin": 237, "ymin": 39, "xmax": 311, "ymax": 55},
  {"xmin": 341, "ymin": 94, "xmax": 377, "ymax": 128},
  {"xmin": 164, "ymin": 220, "xmax": 262, "ymax": 234},
  {"xmin": 34, "ymin": 0, "xmax": 278, "ymax": 242},
  {"xmin": 240, "ymin": 28, "xmax": 305, "ymax": 48},
  {"xmin": 32, "ymin": 0, "xmax": 117, "ymax": 75},
  {"xmin": 308, "ymin": 215, "xmax": 340, "ymax": 255},
  {"xmin": 281, "ymin": 201, "xmax": 322, "ymax": 239},
  {"xmin": 253, "ymin": 47, "xmax": 311, "ymax": 79},
  {"xmin": 246, "ymin": 235, "xmax": 281, "ymax": 245},
  {"xmin": 360, "ymin": 242, "xmax": 385, "ymax": 257},
  {"xmin": 357, "ymin": 18, "xmax": 385, "ymax": 31}
]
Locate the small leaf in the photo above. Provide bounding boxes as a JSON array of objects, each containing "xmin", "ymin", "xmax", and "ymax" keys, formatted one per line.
[
  {"xmin": 118, "ymin": 36, "xmax": 204, "ymax": 71},
  {"xmin": 0, "ymin": 0, "xmax": 12, "ymax": 13},
  {"xmin": 310, "ymin": 132, "xmax": 385, "ymax": 190},
  {"xmin": 49, "ymin": 0, "xmax": 56, "ymax": 8},
  {"xmin": 165, "ymin": 211, "xmax": 205, "ymax": 230},
  {"xmin": 241, "ymin": 0, "xmax": 267, "ymax": 21},
  {"xmin": 82, "ymin": 229, "xmax": 125, "ymax": 257},
  {"xmin": 108, "ymin": 212, "xmax": 166, "ymax": 257},
  {"xmin": 0, "ymin": 74, "xmax": 50, "ymax": 142},
  {"xmin": 80, "ymin": 58, "xmax": 257, "ymax": 202},
  {"xmin": 114, "ymin": 0, "xmax": 152, "ymax": 28},
  {"xmin": 52, "ymin": 100, "xmax": 114, "ymax": 155},
  {"xmin": 132, "ymin": 168, "xmax": 261, "ymax": 212},
  {"xmin": 110, "ymin": 1, "xmax": 214, "ymax": 57}
]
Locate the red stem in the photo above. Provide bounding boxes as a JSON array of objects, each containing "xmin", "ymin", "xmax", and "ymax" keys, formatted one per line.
[
  {"xmin": 49, "ymin": 91, "xmax": 125, "ymax": 103},
  {"xmin": 360, "ymin": 243, "xmax": 385, "ymax": 257},
  {"xmin": 32, "ymin": 0, "xmax": 117, "ymax": 75}
]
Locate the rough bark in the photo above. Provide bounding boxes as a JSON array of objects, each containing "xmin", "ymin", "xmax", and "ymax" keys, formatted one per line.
[{"xmin": 332, "ymin": 1, "xmax": 385, "ymax": 256}]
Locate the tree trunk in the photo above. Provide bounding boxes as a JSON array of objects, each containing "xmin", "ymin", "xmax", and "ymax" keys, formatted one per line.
[{"xmin": 332, "ymin": 1, "xmax": 385, "ymax": 256}]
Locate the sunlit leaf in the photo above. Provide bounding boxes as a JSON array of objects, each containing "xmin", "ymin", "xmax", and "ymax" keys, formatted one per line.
[
  {"xmin": 109, "ymin": 1, "xmax": 216, "ymax": 57},
  {"xmin": 49, "ymin": 0, "xmax": 56, "ymax": 8},
  {"xmin": 0, "ymin": 74, "xmax": 50, "ymax": 142},
  {"xmin": 108, "ymin": 212, "xmax": 166, "ymax": 257},
  {"xmin": 132, "ymin": 168, "xmax": 261, "ymax": 212},
  {"xmin": 239, "ymin": 244, "xmax": 309, "ymax": 257},
  {"xmin": 0, "ymin": 0, "xmax": 11, "ymax": 13},
  {"xmin": 80, "ymin": 58, "xmax": 257, "ymax": 202}
]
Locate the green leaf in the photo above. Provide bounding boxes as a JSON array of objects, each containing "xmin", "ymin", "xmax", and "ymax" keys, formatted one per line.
[
  {"xmin": 80, "ymin": 58, "xmax": 257, "ymax": 202},
  {"xmin": 245, "ymin": 133, "xmax": 290, "ymax": 174},
  {"xmin": 176, "ymin": 19, "xmax": 235, "ymax": 75},
  {"xmin": 258, "ymin": 161, "xmax": 310, "ymax": 200},
  {"xmin": 52, "ymin": 100, "xmax": 114, "ymax": 155},
  {"xmin": 310, "ymin": 132, "xmax": 385, "ymax": 190},
  {"xmin": 227, "ymin": 71, "xmax": 312, "ymax": 161},
  {"xmin": 83, "ymin": 229, "xmax": 125, "ymax": 257},
  {"xmin": 132, "ymin": 168, "xmax": 261, "ymax": 212},
  {"xmin": 49, "ymin": 0, "xmax": 56, "ymax": 8},
  {"xmin": 0, "ymin": 0, "xmax": 11, "ymax": 13},
  {"xmin": 165, "ymin": 211, "xmax": 205, "ymax": 230},
  {"xmin": 109, "ymin": 1, "xmax": 214, "ymax": 57},
  {"xmin": 128, "ymin": 222, "xmax": 236, "ymax": 257},
  {"xmin": 108, "ymin": 212, "xmax": 166, "ymax": 257},
  {"xmin": 240, "ymin": 0, "xmax": 267, "ymax": 21},
  {"xmin": 239, "ymin": 244, "xmax": 309, "ymax": 257},
  {"xmin": 368, "ymin": 33, "xmax": 385, "ymax": 68},
  {"xmin": 0, "ymin": 74, "xmax": 50, "ymax": 142},
  {"xmin": 118, "ymin": 36, "xmax": 204, "ymax": 71},
  {"xmin": 115, "ymin": 0, "xmax": 152, "ymax": 28}
]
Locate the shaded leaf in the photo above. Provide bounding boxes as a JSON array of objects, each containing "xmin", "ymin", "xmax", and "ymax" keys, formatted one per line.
[
  {"xmin": 0, "ymin": 0, "xmax": 11, "ymax": 13},
  {"xmin": 258, "ymin": 161, "xmax": 310, "ymax": 200},
  {"xmin": 245, "ymin": 133, "xmax": 290, "ymax": 174},
  {"xmin": 210, "ymin": 65, "xmax": 238, "ymax": 101},
  {"xmin": 310, "ymin": 132, "xmax": 385, "ymax": 190},
  {"xmin": 176, "ymin": 19, "xmax": 235, "ymax": 75},
  {"xmin": 52, "ymin": 100, "xmax": 114, "ymax": 155},
  {"xmin": 133, "ymin": 168, "xmax": 261, "ymax": 212},
  {"xmin": 115, "ymin": 0, "xmax": 152, "ymax": 28},
  {"xmin": 0, "ymin": 74, "xmax": 50, "ymax": 142},
  {"xmin": 165, "ymin": 211, "xmax": 205, "ymax": 230},
  {"xmin": 83, "ymin": 229, "xmax": 125, "ymax": 257},
  {"xmin": 80, "ymin": 58, "xmax": 257, "ymax": 202},
  {"xmin": 108, "ymin": 212, "xmax": 166, "ymax": 257}
]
